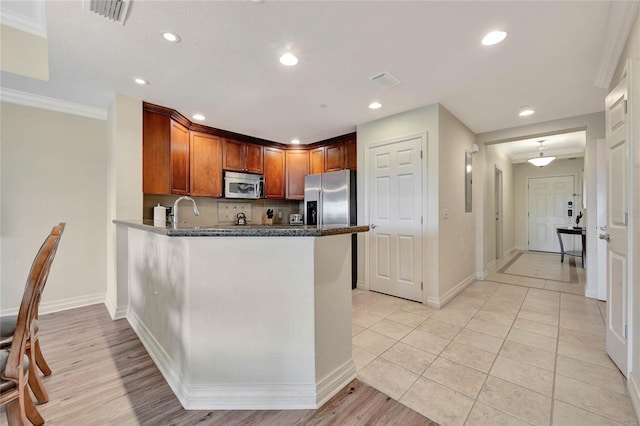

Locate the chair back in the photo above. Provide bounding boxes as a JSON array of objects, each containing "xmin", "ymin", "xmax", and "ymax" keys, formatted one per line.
[{"xmin": 1, "ymin": 223, "xmax": 65, "ymax": 385}]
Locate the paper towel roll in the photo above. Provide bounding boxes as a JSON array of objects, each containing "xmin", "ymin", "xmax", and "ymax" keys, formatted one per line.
[{"xmin": 154, "ymin": 204, "xmax": 167, "ymax": 227}]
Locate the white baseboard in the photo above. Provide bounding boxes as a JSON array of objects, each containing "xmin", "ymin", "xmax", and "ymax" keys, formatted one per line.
[
  {"xmin": 503, "ymin": 246, "xmax": 516, "ymax": 258},
  {"xmin": 628, "ymin": 374, "xmax": 640, "ymax": 424},
  {"xmin": 476, "ymin": 270, "xmax": 488, "ymax": 280},
  {"xmin": 315, "ymin": 359, "xmax": 356, "ymax": 407},
  {"xmin": 514, "ymin": 245, "xmax": 527, "ymax": 252},
  {"xmin": 104, "ymin": 298, "xmax": 128, "ymax": 320},
  {"xmin": 485, "ymin": 259, "xmax": 496, "ymax": 270},
  {"xmin": 0, "ymin": 292, "xmax": 105, "ymax": 316},
  {"xmin": 426, "ymin": 272, "xmax": 476, "ymax": 309},
  {"xmin": 128, "ymin": 308, "xmax": 352, "ymax": 410},
  {"xmin": 356, "ymin": 280, "xmax": 366, "ymax": 290}
]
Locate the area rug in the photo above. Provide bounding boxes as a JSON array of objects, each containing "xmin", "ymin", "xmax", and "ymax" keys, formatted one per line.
[{"xmin": 498, "ymin": 252, "xmax": 578, "ymax": 284}]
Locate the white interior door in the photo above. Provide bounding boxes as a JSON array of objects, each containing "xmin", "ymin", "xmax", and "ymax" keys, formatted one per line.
[
  {"xmin": 495, "ymin": 168, "xmax": 503, "ymax": 259},
  {"xmin": 528, "ymin": 176, "xmax": 574, "ymax": 252},
  {"xmin": 604, "ymin": 68, "xmax": 629, "ymax": 376},
  {"xmin": 596, "ymin": 138, "xmax": 608, "ymax": 301},
  {"xmin": 368, "ymin": 137, "xmax": 423, "ymax": 302}
]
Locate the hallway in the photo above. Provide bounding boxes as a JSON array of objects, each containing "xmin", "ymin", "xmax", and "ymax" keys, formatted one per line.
[{"xmin": 352, "ymin": 253, "xmax": 635, "ymax": 425}]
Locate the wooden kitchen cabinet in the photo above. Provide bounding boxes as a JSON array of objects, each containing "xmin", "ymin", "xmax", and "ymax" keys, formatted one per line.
[
  {"xmin": 190, "ymin": 131, "xmax": 223, "ymax": 197},
  {"xmin": 223, "ymin": 139, "xmax": 264, "ymax": 174},
  {"xmin": 170, "ymin": 120, "xmax": 190, "ymax": 195},
  {"xmin": 309, "ymin": 147, "xmax": 325, "ymax": 175},
  {"xmin": 264, "ymin": 147, "xmax": 285, "ymax": 199},
  {"xmin": 325, "ymin": 143, "xmax": 345, "ymax": 172},
  {"xmin": 345, "ymin": 139, "xmax": 357, "ymax": 170},
  {"xmin": 286, "ymin": 150, "xmax": 309, "ymax": 200}
]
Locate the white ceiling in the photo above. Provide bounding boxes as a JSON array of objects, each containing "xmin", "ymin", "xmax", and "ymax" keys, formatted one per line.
[{"xmin": 0, "ymin": 1, "xmax": 627, "ymax": 144}]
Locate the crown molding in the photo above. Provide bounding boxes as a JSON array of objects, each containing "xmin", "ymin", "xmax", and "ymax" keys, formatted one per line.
[
  {"xmin": 594, "ymin": 1, "xmax": 640, "ymax": 90},
  {"xmin": 0, "ymin": 3, "xmax": 47, "ymax": 38},
  {"xmin": 0, "ymin": 88, "xmax": 108, "ymax": 120}
]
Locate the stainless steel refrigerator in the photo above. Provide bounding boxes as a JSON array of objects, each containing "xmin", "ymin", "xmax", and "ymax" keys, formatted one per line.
[
  {"xmin": 304, "ymin": 170, "xmax": 356, "ymax": 227},
  {"xmin": 304, "ymin": 170, "xmax": 357, "ymax": 287}
]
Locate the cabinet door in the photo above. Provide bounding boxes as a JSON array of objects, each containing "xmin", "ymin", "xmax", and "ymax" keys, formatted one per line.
[
  {"xmin": 245, "ymin": 143, "xmax": 264, "ymax": 174},
  {"xmin": 170, "ymin": 120, "xmax": 190, "ymax": 195},
  {"xmin": 223, "ymin": 139, "xmax": 244, "ymax": 171},
  {"xmin": 190, "ymin": 132, "xmax": 223, "ymax": 197},
  {"xmin": 264, "ymin": 147, "xmax": 285, "ymax": 199},
  {"xmin": 286, "ymin": 150, "xmax": 309, "ymax": 200},
  {"xmin": 309, "ymin": 147, "xmax": 325, "ymax": 175},
  {"xmin": 143, "ymin": 110, "xmax": 171, "ymax": 194},
  {"xmin": 325, "ymin": 143, "xmax": 345, "ymax": 172},
  {"xmin": 345, "ymin": 139, "xmax": 357, "ymax": 170}
]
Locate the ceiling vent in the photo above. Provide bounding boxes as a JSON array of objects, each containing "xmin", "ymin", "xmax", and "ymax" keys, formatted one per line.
[
  {"xmin": 369, "ymin": 71, "xmax": 400, "ymax": 90},
  {"xmin": 82, "ymin": 0, "xmax": 130, "ymax": 25}
]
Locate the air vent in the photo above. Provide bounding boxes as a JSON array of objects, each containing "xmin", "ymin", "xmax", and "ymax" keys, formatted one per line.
[
  {"xmin": 82, "ymin": 0, "xmax": 130, "ymax": 25},
  {"xmin": 369, "ymin": 71, "xmax": 400, "ymax": 90}
]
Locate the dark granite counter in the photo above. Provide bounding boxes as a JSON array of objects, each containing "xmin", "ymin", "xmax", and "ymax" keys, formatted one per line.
[{"xmin": 114, "ymin": 220, "xmax": 369, "ymax": 237}]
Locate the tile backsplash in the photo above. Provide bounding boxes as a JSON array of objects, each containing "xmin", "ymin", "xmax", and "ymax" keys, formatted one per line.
[{"xmin": 144, "ymin": 195, "xmax": 303, "ymax": 226}]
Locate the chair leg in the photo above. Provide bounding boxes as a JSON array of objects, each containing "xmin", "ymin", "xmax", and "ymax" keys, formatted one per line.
[
  {"xmin": 4, "ymin": 396, "xmax": 28, "ymax": 426},
  {"xmin": 33, "ymin": 339, "xmax": 52, "ymax": 376},
  {"xmin": 23, "ymin": 385, "xmax": 44, "ymax": 426},
  {"xmin": 27, "ymin": 347, "xmax": 49, "ymax": 404}
]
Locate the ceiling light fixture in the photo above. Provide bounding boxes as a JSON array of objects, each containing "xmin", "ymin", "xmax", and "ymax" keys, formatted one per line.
[
  {"xmin": 192, "ymin": 114, "xmax": 205, "ymax": 121},
  {"xmin": 369, "ymin": 102, "xmax": 382, "ymax": 110},
  {"xmin": 291, "ymin": 139, "xmax": 300, "ymax": 144},
  {"xmin": 162, "ymin": 32, "xmax": 181, "ymax": 43},
  {"xmin": 528, "ymin": 141, "xmax": 556, "ymax": 167},
  {"xmin": 519, "ymin": 106, "xmax": 535, "ymax": 117},
  {"xmin": 134, "ymin": 78, "xmax": 149, "ymax": 85},
  {"xmin": 279, "ymin": 53, "xmax": 298, "ymax": 66},
  {"xmin": 482, "ymin": 30, "xmax": 507, "ymax": 46}
]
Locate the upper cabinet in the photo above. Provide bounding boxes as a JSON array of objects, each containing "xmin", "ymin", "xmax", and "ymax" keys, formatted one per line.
[
  {"xmin": 309, "ymin": 147, "xmax": 325, "ymax": 175},
  {"xmin": 264, "ymin": 147, "xmax": 285, "ymax": 199},
  {"xmin": 170, "ymin": 120, "xmax": 190, "ymax": 195},
  {"xmin": 223, "ymin": 139, "xmax": 264, "ymax": 174},
  {"xmin": 190, "ymin": 132, "xmax": 223, "ymax": 197},
  {"xmin": 285, "ymin": 150, "xmax": 309, "ymax": 200},
  {"xmin": 325, "ymin": 143, "xmax": 345, "ymax": 172},
  {"xmin": 345, "ymin": 139, "xmax": 356, "ymax": 170},
  {"xmin": 143, "ymin": 110, "xmax": 171, "ymax": 194}
]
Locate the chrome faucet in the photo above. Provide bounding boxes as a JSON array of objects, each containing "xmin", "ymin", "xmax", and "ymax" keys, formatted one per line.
[{"xmin": 173, "ymin": 196, "xmax": 200, "ymax": 229}]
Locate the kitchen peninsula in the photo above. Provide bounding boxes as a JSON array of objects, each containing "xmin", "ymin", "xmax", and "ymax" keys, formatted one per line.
[{"xmin": 114, "ymin": 220, "xmax": 367, "ymax": 410}]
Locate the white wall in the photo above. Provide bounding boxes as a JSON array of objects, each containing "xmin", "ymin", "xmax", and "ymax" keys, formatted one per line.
[
  {"xmin": 513, "ymin": 158, "xmax": 584, "ymax": 250},
  {"xmin": 356, "ymin": 104, "xmax": 440, "ymax": 306},
  {"xmin": 482, "ymin": 145, "xmax": 514, "ymax": 269},
  {"xmin": 0, "ymin": 102, "xmax": 107, "ymax": 313},
  {"xmin": 611, "ymin": 8, "xmax": 640, "ymax": 419},
  {"xmin": 437, "ymin": 105, "xmax": 477, "ymax": 301}
]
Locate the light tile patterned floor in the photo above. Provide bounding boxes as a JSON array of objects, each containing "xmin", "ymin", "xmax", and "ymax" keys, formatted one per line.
[{"xmin": 352, "ymin": 253, "xmax": 636, "ymax": 426}]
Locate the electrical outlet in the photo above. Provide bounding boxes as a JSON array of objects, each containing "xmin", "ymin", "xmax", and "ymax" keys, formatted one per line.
[
  {"xmin": 218, "ymin": 202, "xmax": 253, "ymax": 223},
  {"xmin": 442, "ymin": 209, "xmax": 449, "ymax": 219}
]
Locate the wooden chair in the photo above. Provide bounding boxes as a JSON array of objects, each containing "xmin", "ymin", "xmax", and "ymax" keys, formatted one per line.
[{"xmin": 1, "ymin": 224, "xmax": 64, "ymax": 425}]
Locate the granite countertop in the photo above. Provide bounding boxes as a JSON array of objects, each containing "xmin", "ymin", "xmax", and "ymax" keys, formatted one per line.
[{"xmin": 113, "ymin": 220, "xmax": 369, "ymax": 237}]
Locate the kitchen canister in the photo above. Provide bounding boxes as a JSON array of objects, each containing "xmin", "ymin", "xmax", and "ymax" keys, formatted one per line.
[{"xmin": 154, "ymin": 204, "xmax": 167, "ymax": 227}]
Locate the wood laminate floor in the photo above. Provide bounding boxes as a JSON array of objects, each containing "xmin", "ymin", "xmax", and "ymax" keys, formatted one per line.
[{"xmin": 2, "ymin": 304, "xmax": 436, "ymax": 426}]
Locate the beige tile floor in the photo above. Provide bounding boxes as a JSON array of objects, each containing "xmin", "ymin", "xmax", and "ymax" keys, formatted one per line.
[{"xmin": 352, "ymin": 253, "xmax": 637, "ymax": 426}]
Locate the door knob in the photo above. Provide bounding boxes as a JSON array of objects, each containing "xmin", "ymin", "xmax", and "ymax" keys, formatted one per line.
[
  {"xmin": 598, "ymin": 233, "xmax": 611, "ymax": 241},
  {"xmin": 370, "ymin": 224, "xmax": 378, "ymax": 229}
]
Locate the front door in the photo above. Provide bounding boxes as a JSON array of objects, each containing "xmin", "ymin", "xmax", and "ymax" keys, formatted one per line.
[
  {"xmin": 605, "ymin": 65, "xmax": 630, "ymax": 376},
  {"xmin": 368, "ymin": 137, "xmax": 423, "ymax": 302},
  {"xmin": 528, "ymin": 176, "xmax": 575, "ymax": 253}
]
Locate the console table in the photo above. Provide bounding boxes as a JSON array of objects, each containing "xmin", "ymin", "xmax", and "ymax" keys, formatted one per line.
[{"xmin": 556, "ymin": 226, "xmax": 586, "ymax": 268}]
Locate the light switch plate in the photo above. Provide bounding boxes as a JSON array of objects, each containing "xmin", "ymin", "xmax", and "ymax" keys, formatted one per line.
[{"xmin": 218, "ymin": 202, "xmax": 252, "ymax": 223}]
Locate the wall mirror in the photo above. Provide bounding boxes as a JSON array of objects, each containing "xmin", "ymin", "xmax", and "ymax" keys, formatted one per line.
[{"xmin": 465, "ymin": 150, "xmax": 472, "ymax": 212}]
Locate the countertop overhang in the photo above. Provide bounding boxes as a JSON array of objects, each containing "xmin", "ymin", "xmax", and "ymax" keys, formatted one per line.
[{"xmin": 114, "ymin": 220, "xmax": 369, "ymax": 237}]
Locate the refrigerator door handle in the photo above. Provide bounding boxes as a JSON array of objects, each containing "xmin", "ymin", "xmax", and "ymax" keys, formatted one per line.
[{"xmin": 318, "ymin": 190, "xmax": 323, "ymax": 228}]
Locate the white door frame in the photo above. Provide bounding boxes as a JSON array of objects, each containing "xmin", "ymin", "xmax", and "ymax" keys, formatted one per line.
[
  {"xmin": 363, "ymin": 132, "xmax": 437, "ymax": 306},
  {"xmin": 596, "ymin": 138, "xmax": 607, "ymax": 300},
  {"xmin": 495, "ymin": 166, "xmax": 503, "ymax": 259}
]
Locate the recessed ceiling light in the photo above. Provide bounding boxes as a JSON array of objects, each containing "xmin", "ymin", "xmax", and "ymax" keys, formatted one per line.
[
  {"xmin": 161, "ymin": 32, "xmax": 181, "ymax": 43},
  {"xmin": 279, "ymin": 53, "xmax": 299, "ymax": 66},
  {"xmin": 369, "ymin": 102, "xmax": 382, "ymax": 110},
  {"xmin": 482, "ymin": 30, "xmax": 507, "ymax": 46},
  {"xmin": 518, "ymin": 106, "xmax": 535, "ymax": 117},
  {"xmin": 192, "ymin": 114, "xmax": 205, "ymax": 121},
  {"xmin": 291, "ymin": 139, "xmax": 300, "ymax": 144},
  {"xmin": 134, "ymin": 78, "xmax": 149, "ymax": 85}
]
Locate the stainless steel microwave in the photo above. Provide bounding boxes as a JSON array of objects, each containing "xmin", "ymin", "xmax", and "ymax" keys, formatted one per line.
[{"xmin": 224, "ymin": 171, "xmax": 265, "ymax": 199}]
